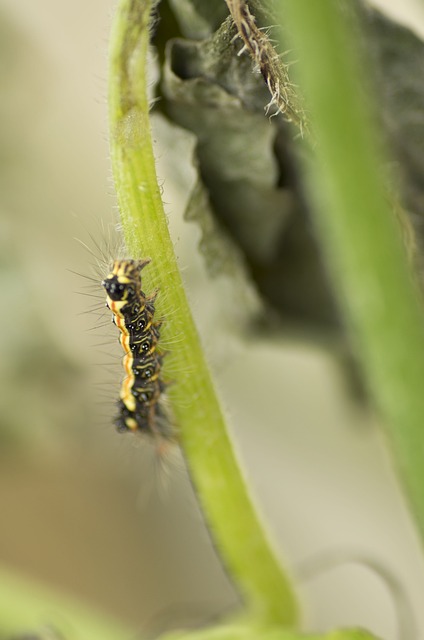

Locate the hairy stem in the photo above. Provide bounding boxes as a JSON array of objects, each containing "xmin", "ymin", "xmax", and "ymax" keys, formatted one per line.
[
  {"xmin": 224, "ymin": 0, "xmax": 307, "ymax": 133},
  {"xmin": 108, "ymin": 0, "xmax": 298, "ymax": 626}
]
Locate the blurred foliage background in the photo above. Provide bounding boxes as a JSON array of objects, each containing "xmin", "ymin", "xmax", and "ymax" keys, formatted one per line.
[{"xmin": 1, "ymin": 0, "xmax": 424, "ymax": 639}]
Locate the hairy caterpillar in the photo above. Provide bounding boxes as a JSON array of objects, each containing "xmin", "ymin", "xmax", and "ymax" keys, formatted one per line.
[{"xmin": 102, "ymin": 258, "xmax": 172, "ymax": 443}]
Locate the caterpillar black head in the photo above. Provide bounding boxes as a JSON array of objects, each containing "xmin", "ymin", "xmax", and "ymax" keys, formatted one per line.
[{"xmin": 102, "ymin": 258, "xmax": 150, "ymax": 303}]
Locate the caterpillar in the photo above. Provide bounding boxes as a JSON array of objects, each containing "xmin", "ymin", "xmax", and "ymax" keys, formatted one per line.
[{"xmin": 102, "ymin": 258, "xmax": 171, "ymax": 441}]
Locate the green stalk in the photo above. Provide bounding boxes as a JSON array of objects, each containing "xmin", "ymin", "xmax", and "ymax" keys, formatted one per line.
[
  {"xmin": 108, "ymin": 0, "xmax": 298, "ymax": 626},
  {"xmin": 0, "ymin": 566, "xmax": 130, "ymax": 640},
  {"xmin": 159, "ymin": 622, "xmax": 377, "ymax": 640},
  {"xmin": 277, "ymin": 0, "xmax": 424, "ymax": 538}
]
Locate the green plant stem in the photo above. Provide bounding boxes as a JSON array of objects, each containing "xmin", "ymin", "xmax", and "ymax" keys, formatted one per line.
[
  {"xmin": 277, "ymin": 0, "xmax": 424, "ymax": 539},
  {"xmin": 108, "ymin": 0, "xmax": 298, "ymax": 626},
  {"xmin": 0, "ymin": 566, "xmax": 131, "ymax": 640},
  {"xmin": 159, "ymin": 622, "xmax": 377, "ymax": 640}
]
